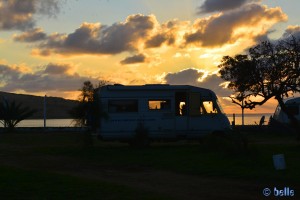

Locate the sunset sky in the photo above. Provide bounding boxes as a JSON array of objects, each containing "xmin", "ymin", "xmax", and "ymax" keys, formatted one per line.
[{"xmin": 1, "ymin": 0, "xmax": 300, "ymax": 114}]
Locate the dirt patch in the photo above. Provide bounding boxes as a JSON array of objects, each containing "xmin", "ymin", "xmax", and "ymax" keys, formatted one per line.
[{"xmin": 0, "ymin": 155, "xmax": 280, "ymax": 200}]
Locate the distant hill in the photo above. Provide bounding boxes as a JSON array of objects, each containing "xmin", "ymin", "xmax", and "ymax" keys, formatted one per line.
[{"xmin": 0, "ymin": 91, "xmax": 79, "ymax": 119}]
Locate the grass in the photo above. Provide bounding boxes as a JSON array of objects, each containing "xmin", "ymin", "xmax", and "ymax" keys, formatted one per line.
[
  {"xmin": 0, "ymin": 166, "xmax": 167, "ymax": 200},
  {"xmin": 0, "ymin": 131, "xmax": 299, "ymax": 199}
]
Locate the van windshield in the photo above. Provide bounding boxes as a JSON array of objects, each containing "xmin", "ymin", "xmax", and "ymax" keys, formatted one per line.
[
  {"xmin": 200, "ymin": 100, "xmax": 219, "ymax": 114},
  {"xmin": 202, "ymin": 101, "xmax": 218, "ymax": 114}
]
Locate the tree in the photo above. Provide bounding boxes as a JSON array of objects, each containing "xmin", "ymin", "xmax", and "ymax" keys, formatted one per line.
[
  {"xmin": 0, "ymin": 98, "xmax": 37, "ymax": 132},
  {"xmin": 218, "ymin": 36, "xmax": 300, "ymax": 131},
  {"xmin": 70, "ymin": 81, "xmax": 95, "ymax": 127},
  {"xmin": 79, "ymin": 81, "xmax": 95, "ymax": 103},
  {"xmin": 70, "ymin": 80, "xmax": 108, "ymax": 129}
]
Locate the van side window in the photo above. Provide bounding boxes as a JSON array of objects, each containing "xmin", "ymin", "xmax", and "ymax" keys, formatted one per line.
[
  {"xmin": 108, "ymin": 100, "xmax": 138, "ymax": 113},
  {"xmin": 148, "ymin": 100, "xmax": 171, "ymax": 110},
  {"xmin": 176, "ymin": 92, "xmax": 187, "ymax": 116}
]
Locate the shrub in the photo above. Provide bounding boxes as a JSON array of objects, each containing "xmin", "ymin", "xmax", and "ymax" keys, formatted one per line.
[{"xmin": 130, "ymin": 123, "xmax": 150, "ymax": 148}]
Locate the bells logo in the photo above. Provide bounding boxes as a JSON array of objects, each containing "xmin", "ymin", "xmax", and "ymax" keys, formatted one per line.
[
  {"xmin": 274, "ymin": 187, "xmax": 294, "ymax": 197},
  {"xmin": 263, "ymin": 187, "xmax": 295, "ymax": 197}
]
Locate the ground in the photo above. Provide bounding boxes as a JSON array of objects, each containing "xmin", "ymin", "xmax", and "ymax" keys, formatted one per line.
[{"xmin": 0, "ymin": 131, "xmax": 299, "ymax": 199}]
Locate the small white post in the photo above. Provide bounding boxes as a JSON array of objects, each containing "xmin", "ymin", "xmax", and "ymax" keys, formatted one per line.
[
  {"xmin": 44, "ymin": 95, "xmax": 47, "ymax": 128},
  {"xmin": 242, "ymin": 100, "xmax": 244, "ymax": 126}
]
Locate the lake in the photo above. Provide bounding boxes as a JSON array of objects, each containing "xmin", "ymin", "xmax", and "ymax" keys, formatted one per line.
[
  {"xmin": 16, "ymin": 119, "xmax": 75, "ymax": 127},
  {"xmin": 227, "ymin": 113, "xmax": 273, "ymax": 125}
]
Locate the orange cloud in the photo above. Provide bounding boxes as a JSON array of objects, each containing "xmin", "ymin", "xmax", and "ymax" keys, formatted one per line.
[
  {"xmin": 13, "ymin": 28, "xmax": 47, "ymax": 42},
  {"xmin": 185, "ymin": 3, "xmax": 287, "ymax": 47}
]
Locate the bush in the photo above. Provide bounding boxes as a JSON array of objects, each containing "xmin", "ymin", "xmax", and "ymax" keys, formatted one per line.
[{"xmin": 130, "ymin": 123, "xmax": 150, "ymax": 148}]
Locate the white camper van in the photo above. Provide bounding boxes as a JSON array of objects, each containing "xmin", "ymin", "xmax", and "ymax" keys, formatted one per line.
[
  {"xmin": 97, "ymin": 84, "xmax": 231, "ymax": 141},
  {"xmin": 273, "ymin": 97, "xmax": 300, "ymax": 124}
]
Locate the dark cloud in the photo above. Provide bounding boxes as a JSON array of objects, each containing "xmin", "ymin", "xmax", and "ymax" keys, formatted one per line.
[
  {"xmin": 145, "ymin": 34, "xmax": 169, "ymax": 48},
  {"xmin": 0, "ymin": 0, "xmax": 62, "ymax": 31},
  {"xmin": 120, "ymin": 54, "xmax": 147, "ymax": 65},
  {"xmin": 198, "ymin": 0, "xmax": 254, "ymax": 14},
  {"xmin": 145, "ymin": 20, "xmax": 180, "ymax": 48},
  {"xmin": 185, "ymin": 3, "xmax": 287, "ymax": 47},
  {"xmin": 35, "ymin": 14, "xmax": 156, "ymax": 55},
  {"xmin": 252, "ymin": 30, "xmax": 274, "ymax": 43},
  {"xmin": 165, "ymin": 68, "xmax": 204, "ymax": 86},
  {"xmin": 164, "ymin": 68, "xmax": 231, "ymax": 97},
  {"xmin": 13, "ymin": 28, "xmax": 47, "ymax": 42},
  {"xmin": 0, "ymin": 64, "xmax": 20, "ymax": 84},
  {"xmin": 44, "ymin": 63, "xmax": 72, "ymax": 74},
  {"xmin": 145, "ymin": 33, "xmax": 176, "ymax": 48},
  {"xmin": 282, "ymin": 26, "xmax": 300, "ymax": 39},
  {"xmin": 0, "ymin": 63, "xmax": 98, "ymax": 93}
]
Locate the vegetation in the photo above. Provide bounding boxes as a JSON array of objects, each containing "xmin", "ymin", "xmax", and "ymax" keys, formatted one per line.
[
  {"xmin": 131, "ymin": 122, "xmax": 150, "ymax": 147},
  {"xmin": 0, "ymin": 98, "xmax": 36, "ymax": 131},
  {"xmin": 219, "ymin": 36, "xmax": 300, "ymax": 135},
  {"xmin": 0, "ymin": 131, "xmax": 299, "ymax": 199},
  {"xmin": 70, "ymin": 80, "xmax": 108, "ymax": 129}
]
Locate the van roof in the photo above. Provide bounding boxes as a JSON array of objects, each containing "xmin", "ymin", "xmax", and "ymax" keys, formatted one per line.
[
  {"xmin": 103, "ymin": 84, "xmax": 213, "ymax": 92},
  {"xmin": 99, "ymin": 84, "xmax": 216, "ymax": 98},
  {"xmin": 284, "ymin": 97, "xmax": 300, "ymax": 104}
]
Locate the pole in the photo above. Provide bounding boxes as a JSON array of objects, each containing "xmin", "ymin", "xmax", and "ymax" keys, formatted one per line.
[
  {"xmin": 44, "ymin": 95, "xmax": 47, "ymax": 128},
  {"xmin": 242, "ymin": 100, "xmax": 244, "ymax": 126}
]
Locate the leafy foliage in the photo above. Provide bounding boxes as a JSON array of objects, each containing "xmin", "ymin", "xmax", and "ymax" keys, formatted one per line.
[
  {"xmin": 0, "ymin": 98, "xmax": 37, "ymax": 131},
  {"xmin": 70, "ymin": 80, "xmax": 108, "ymax": 129},
  {"xmin": 219, "ymin": 36, "xmax": 300, "ymax": 126}
]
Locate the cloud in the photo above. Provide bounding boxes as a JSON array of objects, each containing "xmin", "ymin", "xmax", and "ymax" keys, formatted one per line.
[
  {"xmin": 198, "ymin": 0, "xmax": 256, "ymax": 14},
  {"xmin": 13, "ymin": 4, "xmax": 287, "ymax": 63},
  {"xmin": 0, "ymin": 64, "xmax": 20, "ymax": 84},
  {"xmin": 164, "ymin": 68, "xmax": 204, "ymax": 85},
  {"xmin": 282, "ymin": 25, "xmax": 300, "ymax": 39},
  {"xmin": 0, "ymin": 63, "xmax": 99, "ymax": 93},
  {"xmin": 34, "ymin": 14, "xmax": 157, "ymax": 56},
  {"xmin": 23, "ymin": 16, "xmax": 190, "ymax": 57},
  {"xmin": 144, "ymin": 20, "xmax": 184, "ymax": 48},
  {"xmin": 145, "ymin": 34, "xmax": 170, "ymax": 48},
  {"xmin": 185, "ymin": 3, "xmax": 287, "ymax": 47},
  {"xmin": 44, "ymin": 63, "xmax": 73, "ymax": 74},
  {"xmin": 163, "ymin": 68, "xmax": 231, "ymax": 97},
  {"xmin": 0, "ymin": 0, "xmax": 62, "ymax": 31},
  {"xmin": 13, "ymin": 28, "xmax": 47, "ymax": 42},
  {"xmin": 120, "ymin": 54, "xmax": 147, "ymax": 65}
]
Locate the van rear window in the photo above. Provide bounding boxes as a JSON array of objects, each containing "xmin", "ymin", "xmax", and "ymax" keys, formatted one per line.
[{"xmin": 108, "ymin": 100, "xmax": 138, "ymax": 113}]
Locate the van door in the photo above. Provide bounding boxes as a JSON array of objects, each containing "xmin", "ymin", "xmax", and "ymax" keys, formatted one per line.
[
  {"xmin": 188, "ymin": 94, "xmax": 228, "ymax": 138},
  {"xmin": 175, "ymin": 92, "xmax": 188, "ymax": 137}
]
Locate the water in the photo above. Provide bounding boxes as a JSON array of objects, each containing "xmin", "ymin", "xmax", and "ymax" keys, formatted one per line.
[
  {"xmin": 0, "ymin": 119, "xmax": 75, "ymax": 128},
  {"xmin": 227, "ymin": 113, "xmax": 273, "ymax": 125},
  {"xmin": 1, "ymin": 114, "xmax": 273, "ymax": 127}
]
